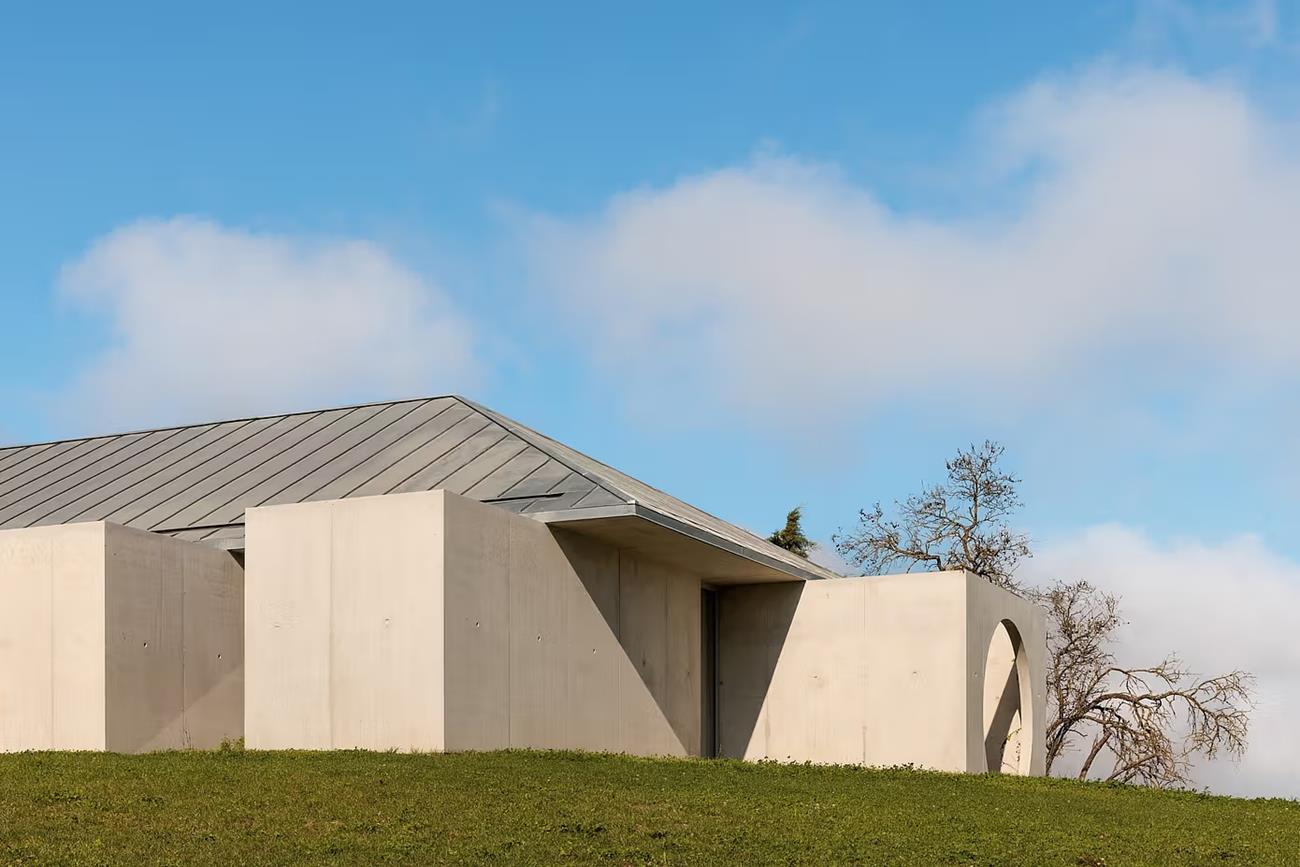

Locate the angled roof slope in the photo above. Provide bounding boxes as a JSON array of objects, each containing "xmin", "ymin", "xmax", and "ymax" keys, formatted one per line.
[{"xmin": 0, "ymin": 396, "xmax": 838, "ymax": 581}]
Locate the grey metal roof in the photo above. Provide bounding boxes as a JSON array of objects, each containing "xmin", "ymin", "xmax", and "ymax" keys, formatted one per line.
[{"xmin": 0, "ymin": 396, "xmax": 838, "ymax": 581}]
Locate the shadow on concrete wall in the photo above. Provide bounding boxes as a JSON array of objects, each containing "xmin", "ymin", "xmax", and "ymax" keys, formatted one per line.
[
  {"xmin": 983, "ymin": 618, "xmax": 1028, "ymax": 775},
  {"xmin": 714, "ymin": 582, "xmax": 803, "ymax": 759},
  {"xmin": 984, "ymin": 663, "xmax": 1020, "ymax": 773},
  {"xmin": 555, "ymin": 530, "xmax": 702, "ymax": 755},
  {"xmin": 106, "ymin": 669, "xmax": 244, "ymax": 753}
]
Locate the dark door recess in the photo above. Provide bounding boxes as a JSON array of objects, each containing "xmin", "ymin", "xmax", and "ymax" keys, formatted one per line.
[{"xmin": 701, "ymin": 588, "xmax": 719, "ymax": 758}]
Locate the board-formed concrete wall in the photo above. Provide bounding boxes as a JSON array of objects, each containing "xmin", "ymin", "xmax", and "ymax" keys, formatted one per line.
[
  {"xmin": 0, "ymin": 522, "xmax": 244, "ymax": 753},
  {"xmin": 245, "ymin": 491, "xmax": 703, "ymax": 756},
  {"xmin": 717, "ymin": 570, "xmax": 1046, "ymax": 774}
]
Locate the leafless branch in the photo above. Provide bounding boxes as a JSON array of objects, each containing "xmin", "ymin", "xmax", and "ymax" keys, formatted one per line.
[
  {"xmin": 1037, "ymin": 580, "xmax": 1253, "ymax": 788},
  {"xmin": 834, "ymin": 440, "xmax": 1254, "ymax": 788},
  {"xmin": 833, "ymin": 441, "xmax": 1030, "ymax": 589}
]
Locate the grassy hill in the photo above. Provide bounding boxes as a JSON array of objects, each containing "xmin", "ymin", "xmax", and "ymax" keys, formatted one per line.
[{"xmin": 1, "ymin": 749, "xmax": 1296, "ymax": 865}]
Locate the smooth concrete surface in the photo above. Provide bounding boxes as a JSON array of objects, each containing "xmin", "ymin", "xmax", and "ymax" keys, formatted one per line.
[
  {"xmin": 0, "ymin": 523, "xmax": 105, "ymax": 750},
  {"xmin": 0, "ymin": 522, "xmax": 244, "ymax": 753},
  {"xmin": 245, "ymin": 492, "xmax": 446, "ymax": 751},
  {"xmin": 717, "ymin": 570, "xmax": 1047, "ymax": 775},
  {"xmin": 246, "ymin": 491, "xmax": 704, "ymax": 756},
  {"xmin": 984, "ymin": 623, "xmax": 1023, "ymax": 774},
  {"xmin": 4, "ymin": 501, "xmax": 1045, "ymax": 771},
  {"xmin": 444, "ymin": 494, "xmax": 702, "ymax": 756},
  {"xmin": 965, "ymin": 571, "xmax": 1047, "ymax": 775},
  {"xmin": 246, "ymin": 492, "xmax": 1044, "ymax": 771}
]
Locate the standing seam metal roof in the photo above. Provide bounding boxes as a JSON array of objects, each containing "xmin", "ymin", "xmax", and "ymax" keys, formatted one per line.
[{"xmin": 0, "ymin": 396, "xmax": 839, "ymax": 580}]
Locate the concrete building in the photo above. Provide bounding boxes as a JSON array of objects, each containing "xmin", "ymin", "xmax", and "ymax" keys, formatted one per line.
[{"xmin": 0, "ymin": 396, "xmax": 1045, "ymax": 774}]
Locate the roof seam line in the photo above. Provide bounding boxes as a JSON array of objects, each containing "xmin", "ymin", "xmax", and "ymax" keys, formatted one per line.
[
  {"xmin": 456, "ymin": 397, "xmax": 634, "ymax": 507},
  {"xmin": 140, "ymin": 409, "xmax": 323, "ymax": 531},
  {"xmin": 338, "ymin": 404, "xmax": 475, "ymax": 500},
  {"xmin": 199, "ymin": 406, "xmax": 374, "ymax": 524},
  {"xmin": 62, "ymin": 419, "xmax": 260, "ymax": 526},
  {"xmin": 248, "ymin": 400, "xmax": 426, "ymax": 510},
  {"xmin": 0, "ymin": 395, "xmax": 446, "ymax": 451},
  {"xmin": 17, "ymin": 424, "xmax": 209, "ymax": 528},
  {"xmin": 297, "ymin": 399, "xmax": 450, "ymax": 503}
]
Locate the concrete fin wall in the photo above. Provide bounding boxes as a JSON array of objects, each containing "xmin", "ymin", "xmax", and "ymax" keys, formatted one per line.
[
  {"xmin": 443, "ymin": 493, "xmax": 702, "ymax": 757},
  {"xmin": 245, "ymin": 493, "xmax": 446, "ymax": 751},
  {"xmin": 246, "ymin": 491, "xmax": 704, "ymax": 756},
  {"xmin": 0, "ymin": 522, "xmax": 243, "ymax": 753},
  {"xmin": 0, "ymin": 523, "xmax": 107, "ymax": 750},
  {"xmin": 964, "ymin": 572, "xmax": 1047, "ymax": 775},
  {"xmin": 104, "ymin": 523, "xmax": 244, "ymax": 752},
  {"xmin": 717, "ymin": 570, "xmax": 1047, "ymax": 774}
]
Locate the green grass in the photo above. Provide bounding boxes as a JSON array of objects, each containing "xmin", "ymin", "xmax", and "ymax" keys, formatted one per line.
[{"xmin": 1, "ymin": 750, "xmax": 1296, "ymax": 865}]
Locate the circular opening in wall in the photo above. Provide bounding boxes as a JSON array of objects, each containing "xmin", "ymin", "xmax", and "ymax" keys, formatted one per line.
[{"xmin": 982, "ymin": 620, "xmax": 1028, "ymax": 775}]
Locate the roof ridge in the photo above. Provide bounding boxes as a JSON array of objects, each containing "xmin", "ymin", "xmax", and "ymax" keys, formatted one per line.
[
  {"xmin": 0, "ymin": 396, "xmax": 446, "ymax": 451},
  {"xmin": 1, "ymin": 393, "xmax": 840, "ymax": 581},
  {"xmin": 454, "ymin": 397, "xmax": 634, "ymax": 507},
  {"xmin": 456, "ymin": 397, "xmax": 840, "ymax": 580}
]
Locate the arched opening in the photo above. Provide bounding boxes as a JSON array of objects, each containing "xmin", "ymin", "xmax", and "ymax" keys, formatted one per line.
[{"xmin": 982, "ymin": 618, "xmax": 1032, "ymax": 775}]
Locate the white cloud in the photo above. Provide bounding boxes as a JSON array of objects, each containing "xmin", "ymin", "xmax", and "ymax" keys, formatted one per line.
[
  {"xmin": 1131, "ymin": 0, "xmax": 1282, "ymax": 52},
  {"xmin": 522, "ymin": 67, "xmax": 1300, "ymax": 429},
  {"xmin": 1023, "ymin": 525, "xmax": 1300, "ymax": 799},
  {"xmin": 57, "ymin": 217, "xmax": 478, "ymax": 430}
]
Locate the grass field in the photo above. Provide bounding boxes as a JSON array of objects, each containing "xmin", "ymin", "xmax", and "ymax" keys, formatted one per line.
[{"xmin": 1, "ymin": 749, "xmax": 1296, "ymax": 865}]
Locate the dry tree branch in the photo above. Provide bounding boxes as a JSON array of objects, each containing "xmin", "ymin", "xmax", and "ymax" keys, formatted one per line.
[
  {"xmin": 833, "ymin": 441, "xmax": 1029, "ymax": 589},
  {"xmin": 834, "ymin": 440, "xmax": 1254, "ymax": 788},
  {"xmin": 1038, "ymin": 580, "xmax": 1254, "ymax": 788}
]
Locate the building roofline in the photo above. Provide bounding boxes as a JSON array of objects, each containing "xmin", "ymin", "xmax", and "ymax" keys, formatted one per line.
[
  {"xmin": 0, "ymin": 395, "xmax": 455, "ymax": 451},
  {"xmin": 168, "ymin": 500, "xmax": 836, "ymax": 583},
  {"xmin": 462, "ymin": 396, "xmax": 841, "ymax": 581},
  {"xmin": 530, "ymin": 502, "xmax": 836, "ymax": 582},
  {"xmin": 2, "ymin": 394, "xmax": 843, "ymax": 582}
]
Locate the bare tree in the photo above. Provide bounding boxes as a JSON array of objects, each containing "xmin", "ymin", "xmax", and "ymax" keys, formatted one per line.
[
  {"xmin": 1041, "ymin": 579, "xmax": 1252, "ymax": 787},
  {"xmin": 835, "ymin": 441, "xmax": 1253, "ymax": 787},
  {"xmin": 833, "ymin": 441, "xmax": 1029, "ymax": 589}
]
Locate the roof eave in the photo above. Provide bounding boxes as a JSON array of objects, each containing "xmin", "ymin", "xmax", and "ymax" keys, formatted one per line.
[{"xmin": 528, "ymin": 503, "xmax": 837, "ymax": 584}]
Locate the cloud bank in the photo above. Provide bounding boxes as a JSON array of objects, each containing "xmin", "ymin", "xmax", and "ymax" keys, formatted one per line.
[
  {"xmin": 524, "ymin": 67, "xmax": 1300, "ymax": 427},
  {"xmin": 57, "ymin": 218, "xmax": 477, "ymax": 430},
  {"xmin": 1025, "ymin": 525, "xmax": 1300, "ymax": 799}
]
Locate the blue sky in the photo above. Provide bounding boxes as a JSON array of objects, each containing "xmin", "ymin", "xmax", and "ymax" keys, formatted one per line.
[
  {"xmin": 3, "ymin": 1, "xmax": 1300, "ymax": 795},
  {"xmin": 2, "ymin": 0, "xmax": 1296, "ymax": 549}
]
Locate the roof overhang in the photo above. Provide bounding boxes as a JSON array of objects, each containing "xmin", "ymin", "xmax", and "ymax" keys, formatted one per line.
[
  {"xmin": 179, "ymin": 503, "xmax": 835, "ymax": 585},
  {"xmin": 528, "ymin": 504, "xmax": 825, "ymax": 585}
]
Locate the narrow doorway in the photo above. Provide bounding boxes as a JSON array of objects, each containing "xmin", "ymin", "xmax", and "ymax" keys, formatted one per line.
[{"xmin": 701, "ymin": 587, "xmax": 719, "ymax": 757}]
